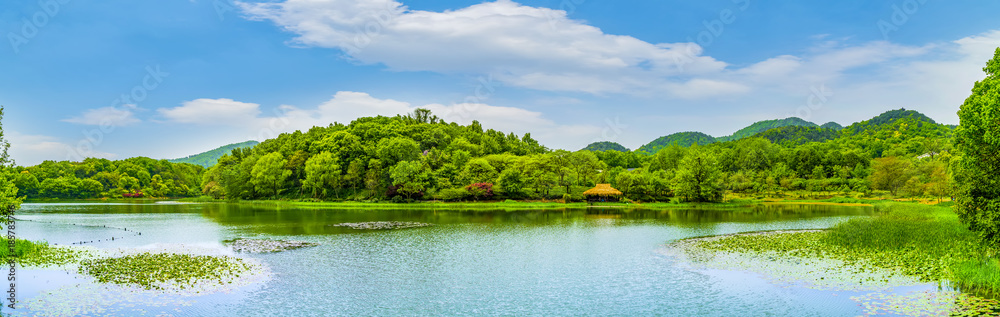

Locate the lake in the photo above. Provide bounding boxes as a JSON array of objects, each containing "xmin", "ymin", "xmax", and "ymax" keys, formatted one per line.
[{"xmin": 8, "ymin": 202, "xmax": 943, "ymax": 316}]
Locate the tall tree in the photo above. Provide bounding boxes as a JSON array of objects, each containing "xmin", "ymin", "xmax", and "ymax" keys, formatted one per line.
[
  {"xmin": 251, "ymin": 152, "xmax": 291, "ymax": 199},
  {"xmin": 0, "ymin": 106, "xmax": 21, "ymax": 212},
  {"xmin": 389, "ymin": 160, "xmax": 430, "ymax": 199},
  {"xmin": 954, "ymin": 47, "xmax": 1000, "ymax": 245},
  {"xmin": 869, "ymin": 157, "xmax": 912, "ymax": 196},
  {"xmin": 671, "ymin": 147, "xmax": 724, "ymax": 202},
  {"xmin": 303, "ymin": 152, "xmax": 342, "ymax": 198}
]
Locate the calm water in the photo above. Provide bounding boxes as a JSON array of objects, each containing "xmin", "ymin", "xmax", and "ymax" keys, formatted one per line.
[{"xmin": 7, "ymin": 202, "xmax": 933, "ymax": 316}]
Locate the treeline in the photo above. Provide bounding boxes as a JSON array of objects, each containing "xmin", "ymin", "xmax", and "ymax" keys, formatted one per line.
[
  {"xmin": 12, "ymin": 157, "xmax": 203, "ymax": 199},
  {"xmin": 195, "ymin": 107, "xmax": 955, "ymax": 204}
]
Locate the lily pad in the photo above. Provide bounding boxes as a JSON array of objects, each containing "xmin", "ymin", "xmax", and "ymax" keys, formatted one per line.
[
  {"xmin": 225, "ymin": 238, "xmax": 319, "ymax": 253},
  {"xmin": 327, "ymin": 221, "xmax": 433, "ymax": 230}
]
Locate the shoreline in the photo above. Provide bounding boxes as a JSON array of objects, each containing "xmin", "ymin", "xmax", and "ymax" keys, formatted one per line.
[{"xmin": 18, "ymin": 197, "xmax": 883, "ymax": 211}]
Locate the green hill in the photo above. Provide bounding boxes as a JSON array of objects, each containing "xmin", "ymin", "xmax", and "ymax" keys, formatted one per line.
[
  {"xmin": 169, "ymin": 141, "xmax": 260, "ymax": 168},
  {"xmin": 638, "ymin": 132, "xmax": 716, "ymax": 154},
  {"xmin": 820, "ymin": 122, "xmax": 844, "ymax": 130},
  {"xmin": 836, "ymin": 109, "xmax": 953, "ymax": 157},
  {"xmin": 715, "ymin": 117, "xmax": 818, "ymax": 142},
  {"xmin": 841, "ymin": 108, "xmax": 937, "ymax": 135},
  {"xmin": 582, "ymin": 141, "xmax": 629, "ymax": 152}
]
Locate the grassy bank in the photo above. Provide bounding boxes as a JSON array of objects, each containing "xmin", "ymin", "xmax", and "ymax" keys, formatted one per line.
[{"xmin": 688, "ymin": 202, "xmax": 1000, "ymax": 296}]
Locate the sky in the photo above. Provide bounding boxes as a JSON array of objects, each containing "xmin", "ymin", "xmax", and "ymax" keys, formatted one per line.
[{"xmin": 2, "ymin": 0, "xmax": 999, "ymax": 166}]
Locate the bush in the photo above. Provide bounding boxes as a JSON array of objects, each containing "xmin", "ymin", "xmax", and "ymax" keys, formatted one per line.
[
  {"xmin": 464, "ymin": 183, "xmax": 494, "ymax": 200},
  {"xmin": 503, "ymin": 199, "xmax": 517, "ymax": 203},
  {"xmin": 435, "ymin": 188, "xmax": 469, "ymax": 201},
  {"xmin": 562, "ymin": 193, "xmax": 572, "ymax": 203},
  {"xmin": 391, "ymin": 195, "xmax": 405, "ymax": 203}
]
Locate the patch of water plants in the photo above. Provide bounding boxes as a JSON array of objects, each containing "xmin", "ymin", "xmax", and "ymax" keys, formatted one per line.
[
  {"xmin": 0, "ymin": 238, "xmax": 91, "ymax": 267},
  {"xmin": 78, "ymin": 252, "xmax": 254, "ymax": 291},
  {"xmin": 225, "ymin": 238, "xmax": 319, "ymax": 253},
  {"xmin": 328, "ymin": 221, "xmax": 434, "ymax": 230},
  {"xmin": 672, "ymin": 202, "xmax": 1000, "ymax": 314}
]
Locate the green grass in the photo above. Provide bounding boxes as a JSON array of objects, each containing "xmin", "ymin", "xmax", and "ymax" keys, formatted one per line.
[
  {"xmin": 0, "ymin": 238, "xmax": 87, "ymax": 267},
  {"xmin": 693, "ymin": 202, "xmax": 1000, "ymax": 295}
]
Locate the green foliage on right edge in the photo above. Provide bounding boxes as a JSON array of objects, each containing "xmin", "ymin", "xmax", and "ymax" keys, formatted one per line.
[
  {"xmin": 954, "ymin": 47, "xmax": 1000, "ymax": 247},
  {"xmin": 0, "ymin": 106, "xmax": 23, "ymax": 211}
]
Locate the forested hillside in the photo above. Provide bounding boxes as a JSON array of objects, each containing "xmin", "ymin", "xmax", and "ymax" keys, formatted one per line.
[
  {"xmin": 637, "ymin": 132, "xmax": 716, "ymax": 154},
  {"xmin": 169, "ymin": 140, "xmax": 259, "ymax": 168},
  {"xmin": 582, "ymin": 141, "xmax": 629, "ymax": 152},
  {"xmin": 715, "ymin": 117, "xmax": 818, "ymax": 142},
  {"xmin": 754, "ymin": 126, "xmax": 839, "ymax": 146}
]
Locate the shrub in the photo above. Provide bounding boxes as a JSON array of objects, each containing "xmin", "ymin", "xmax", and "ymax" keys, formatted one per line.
[
  {"xmin": 464, "ymin": 183, "xmax": 494, "ymax": 200},
  {"xmin": 562, "ymin": 193, "xmax": 572, "ymax": 203},
  {"xmin": 435, "ymin": 188, "xmax": 469, "ymax": 201}
]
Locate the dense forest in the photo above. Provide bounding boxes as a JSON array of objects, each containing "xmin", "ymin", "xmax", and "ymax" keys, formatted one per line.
[
  {"xmin": 12, "ymin": 157, "xmax": 203, "ymax": 199},
  {"xmin": 169, "ymin": 140, "xmax": 259, "ymax": 168},
  {"xmin": 190, "ymin": 107, "xmax": 952, "ymax": 203}
]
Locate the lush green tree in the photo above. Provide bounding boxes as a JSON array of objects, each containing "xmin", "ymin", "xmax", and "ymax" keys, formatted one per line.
[
  {"xmin": 459, "ymin": 158, "xmax": 498, "ymax": 184},
  {"xmin": 365, "ymin": 159, "xmax": 384, "ymax": 198},
  {"xmin": 344, "ymin": 160, "xmax": 365, "ymax": 197},
  {"xmin": 303, "ymin": 152, "xmax": 342, "ymax": 198},
  {"xmin": 1, "ymin": 106, "xmax": 23, "ymax": 211},
  {"xmin": 869, "ymin": 157, "xmax": 912, "ymax": 196},
  {"xmin": 496, "ymin": 168, "xmax": 525, "ymax": 197},
  {"xmin": 389, "ymin": 160, "xmax": 430, "ymax": 199},
  {"xmin": 671, "ymin": 147, "xmax": 724, "ymax": 202},
  {"xmin": 376, "ymin": 137, "xmax": 421, "ymax": 167},
  {"xmin": 568, "ymin": 151, "xmax": 603, "ymax": 186},
  {"xmin": 954, "ymin": 47, "xmax": 1000, "ymax": 245},
  {"xmin": 251, "ymin": 152, "xmax": 291, "ymax": 199}
]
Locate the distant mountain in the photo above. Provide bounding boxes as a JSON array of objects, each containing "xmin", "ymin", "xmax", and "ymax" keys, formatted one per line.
[
  {"xmin": 582, "ymin": 141, "xmax": 629, "ymax": 152},
  {"xmin": 638, "ymin": 132, "xmax": 716, "ymax": 154},
  {"xmin": 820, "ymin": 122, "xmax": 844, "ymax": 131},
  {"xmin": 169, "ymin": 141, "xmax": 259, "ymax": 168},
  {"xmin": 715, "ymin": 117, "xmax": 818, "ymax": 142},
  {"xmin": 754, "ymin": 126, "xmax": 839, "ymax": 146}
]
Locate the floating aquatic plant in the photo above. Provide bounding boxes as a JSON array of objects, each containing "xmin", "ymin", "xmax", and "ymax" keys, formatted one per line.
[
  {"xmin": 225, "ymin": 238, "xmax": 319, "ymax": 253},
  {"xmin": 78, "ymin": 253, "xmax": 254, "ymax": 291},
  {"xmin": 328, "ymin": 221, "xmax": 433, "ymax": 230}
]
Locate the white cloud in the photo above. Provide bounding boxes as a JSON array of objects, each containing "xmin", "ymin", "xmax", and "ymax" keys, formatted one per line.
[
  {"xmin": 239, "ymin": 0, "xmax": 731, "ymax": 97},
  {"xmin": 63, "ymin": 104, "xmax": 140, "ymax": 127},
  {"xmin": 162, "ymin": 92, "xmax": 602, "ymax": 150},
  {"xmin": 7, "ymin": 132, "xmax": 116, "ymax": 166},
  {"xmin": 159, "ymin": 98, "xmax": 262, "ymax": 124}
]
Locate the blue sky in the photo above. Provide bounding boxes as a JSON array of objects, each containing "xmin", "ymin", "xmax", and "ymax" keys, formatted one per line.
[{"xmin": 2, "ymin": 0, "xmax": 999, "ymax": 165}]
